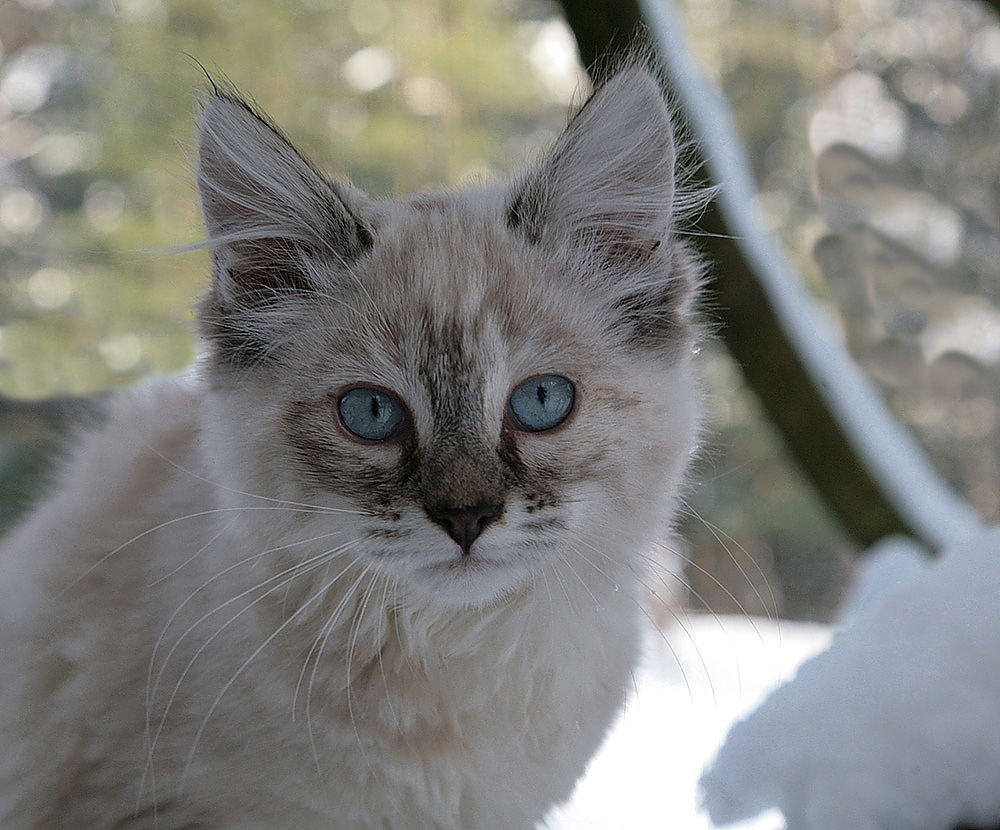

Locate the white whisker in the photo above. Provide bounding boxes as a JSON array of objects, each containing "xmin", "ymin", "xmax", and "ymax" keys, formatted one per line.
[
  {"xmin": 568, "ymin": 535, "xmax": 715, "ymax": 707},
  {"xmin": 146, "ymin": 537, "xmax": 364, "ymax": 790},
  {"xmin": 62, "ymin": 504, "xmax": 362, "ymax": 597},
  {"xmin": 177, "ymin": 551, "xmax": 369, "ymax": 791},
  {"xmin": 681, "ymin": 498, "xmax": 780, "ymax": 623},
  {"xmin": 299, "ymin": 563, "xmax": 376, "ymax": 778}
]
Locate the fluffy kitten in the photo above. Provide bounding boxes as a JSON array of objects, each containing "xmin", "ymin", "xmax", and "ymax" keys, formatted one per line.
[{"xmin": 0, "ymin": 65, "xmax": 702, "ymax": 829}]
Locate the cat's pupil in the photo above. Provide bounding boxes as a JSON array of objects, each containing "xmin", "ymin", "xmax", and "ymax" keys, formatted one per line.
[
  {"xmin": 338, "ymin": 387, "xmax": 406, "ymax": 442},
  {"xmin": 508, "ymin": 375, "xmax": 574, "ymax": 432}
]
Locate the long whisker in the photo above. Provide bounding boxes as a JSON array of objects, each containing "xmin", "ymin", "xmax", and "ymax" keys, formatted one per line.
[
  {"xmin": 568, "ymin": 536, "xmax": 714, "ymax": 707},
  {"xmin": 177, "ymin": 551, "xmax": 369, "ymax": 792},
  {"xmin": 145, "ymin": 537, "xmax": 364, "ymax": 788},
  {"xmin": 62, "ymin": 504, "xmax": 359, "ymax": 596},
  {"xmin": 681, "ymin": 498, "xmax": 780, "ymax": 623},
  {"xmin": 292, "ymin": 559, "xmax": 369, "ymax": 721},
  {"xmin": 155, "ymin": 537, "xmax": 361, "ymax": 716},
  {"xmin": 373, "ymin": 578, "xmax": 405, "ymax": 743},
  {"xmin": 299, "ymin": 563, "xmax": 377, "ymax": 777},
  {"xmin": 544, "ymin": 552, "xmax": 580, "ymax": 622},
  {"xmin": 147, "ymin": 525, "xmax": 359, "ymax": 724},
  {"xmin": 339, "ymin": 566, "xmax": 394, "ymax": 793},
  {"xmin": 124, "ymin": 422, "xmax": 373, "ymax": 517},
  {"xmin": 147, "ymin": 523, "xmax": 230, "ymax": 589},
  {"xmin": 635, "ymin": 547, "xmax": 723, "ymax": 622},
  {"xmin": 138, "ymin": 519, "xmax": 232, "ymax": 811}
]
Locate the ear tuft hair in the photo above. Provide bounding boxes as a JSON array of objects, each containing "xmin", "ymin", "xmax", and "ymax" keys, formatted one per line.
[
  {"xmin": 196, "ymin": 92, "xmax": 375, "ymax": 365},
  {"xmin": 197, "ymin": 93, "xmax": 373, "ymax": 304},
  {"xmin": 508, "ymin": 64, "xmax": 700, "ymax": 353}
]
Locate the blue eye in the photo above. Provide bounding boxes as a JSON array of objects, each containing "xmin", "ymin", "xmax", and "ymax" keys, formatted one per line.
[
  {"xmin": 508, "ymin": 375, "xmax": 575, "ymax": 432},
  {"xmin": 337, "ymin": 387, "xmax": 407, "ymax": 441}
]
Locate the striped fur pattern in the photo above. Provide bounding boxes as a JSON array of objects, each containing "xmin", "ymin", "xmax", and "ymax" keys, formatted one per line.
[{"xmin": 0, "ymin": 66, "xmax": 703, "ymax": 828}]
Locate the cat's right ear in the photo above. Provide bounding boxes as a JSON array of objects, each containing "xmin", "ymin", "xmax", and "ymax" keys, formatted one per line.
[
  {"xmin": 505, "ymin": 66, "xmax": 699, "ymax": 353},
  {"xmin": 197, "ymin": 92, "xmax": 373, "ymax": 308}
]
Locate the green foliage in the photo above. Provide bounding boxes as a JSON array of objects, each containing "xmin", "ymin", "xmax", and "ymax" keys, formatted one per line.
[
  {"xmin": 8, "ymin": 0, "xmax": 992, "ymax": 617},
  {"xmin": 0, "ymin": 0, "xmax": 577, "ymax": 399}
]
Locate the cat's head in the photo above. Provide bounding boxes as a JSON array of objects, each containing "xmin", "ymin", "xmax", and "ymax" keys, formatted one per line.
[{"xmin": 195, "ymin": 66, "xmax": 702, "ymax": 608}]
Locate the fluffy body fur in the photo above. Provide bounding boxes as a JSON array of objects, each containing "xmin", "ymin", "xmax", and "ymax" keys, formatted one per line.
[{"xmin": 0, "ymin": 67, "xmax": 702, "ymax": 828}]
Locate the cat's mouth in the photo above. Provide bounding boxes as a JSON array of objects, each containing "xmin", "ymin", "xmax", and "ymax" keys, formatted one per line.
[
  {"xmin": 408, "ymin": 546, "xmax": 532, "ymax": 606},
  {"xmin": 442, "ymin": 550, "xmax": 505, "ymax": 573},
  {"xmin": 420, "ymin": 547, "xmax": 510, "ymax": 578}
]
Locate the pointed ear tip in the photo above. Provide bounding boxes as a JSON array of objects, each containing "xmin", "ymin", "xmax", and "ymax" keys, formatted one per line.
[
  {"xmin": 200, "ymin": 88, "xmax": 263, "ymax": 129},
  {"xmin": 198, "ymin": 97, "xmax": 228, "ymax": 144},
  {"xmin": 605, "ymin": 63, "xmax": 659, "ymax": 89},
  {"xmin": 197, "ymin": 94, "xmax": 268, "ymax": 160},
  {"xmin": 601, "ymin": 65, "xmax": 670, "ymax": 114},
  {"xmin": 200, "ymin": 92, "xmax": 240, "ymax": 125}
]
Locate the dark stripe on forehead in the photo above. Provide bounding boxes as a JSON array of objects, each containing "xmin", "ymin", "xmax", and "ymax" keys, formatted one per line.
[{"xmin": 415, "ymin": 307, "xmax": 487, "ymax": 437}]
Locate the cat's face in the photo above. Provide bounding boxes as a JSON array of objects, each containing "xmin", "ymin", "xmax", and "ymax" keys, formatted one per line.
[{"xmin": 196, "ymin": 68, "xmax": 702, "ymax": 608}]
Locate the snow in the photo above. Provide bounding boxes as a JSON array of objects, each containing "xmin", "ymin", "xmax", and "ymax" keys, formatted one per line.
[
  {"xmin": 700, "ymin": 525, "xmax": 1000, "ymax": 830},
  {"xmin": 549, "ymin": 526, "xmax": 1000, "ymax": 829},
  {"xmin": 547, "ymin": 613, "xmax": 833, "ymax": 828}
]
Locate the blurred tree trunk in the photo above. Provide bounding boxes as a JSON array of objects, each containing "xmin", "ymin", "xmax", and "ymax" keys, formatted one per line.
[
  {"xmin": 555, "ymin": 0, "xmax": 915, "ymax": 548},
  {"xmin": 556, "ymin": 0, "xmax": 648, "ymax": 71}
]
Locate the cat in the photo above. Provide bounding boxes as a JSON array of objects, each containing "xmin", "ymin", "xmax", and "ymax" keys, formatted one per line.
[{"xmin": 0, "ymin": 63, "xmax": 703, "ymax": 829}]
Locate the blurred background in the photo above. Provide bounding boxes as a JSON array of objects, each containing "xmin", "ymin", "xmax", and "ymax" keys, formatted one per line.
[{"xmin": 0, "ymin": 0, "xmax": 996, "ymax": 621}]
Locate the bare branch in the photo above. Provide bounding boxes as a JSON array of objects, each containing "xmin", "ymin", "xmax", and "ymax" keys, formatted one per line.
[{"xmin": 555, "ymin": 0, "xmax": 984, "ymax": 550}]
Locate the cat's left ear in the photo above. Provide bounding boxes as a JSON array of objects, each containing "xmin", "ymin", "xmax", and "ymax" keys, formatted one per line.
[
  {"xmin": 507, "ymin": 66, "xmax": 696, "ymax": 350},
  {"xmin": 197, "ymin": 92, "xmax": 373, "ymax": 307}
]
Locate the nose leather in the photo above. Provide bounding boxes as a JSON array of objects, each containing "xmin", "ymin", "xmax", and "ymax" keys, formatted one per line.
[{"xmin": 426, "ymin": 501, "xmax": 504, "ymax": 555}]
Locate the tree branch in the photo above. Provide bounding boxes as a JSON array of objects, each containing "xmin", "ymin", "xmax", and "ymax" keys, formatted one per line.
[{"xmin": 555, "ymin": 0, "xmax": 983, "ymax": 549}]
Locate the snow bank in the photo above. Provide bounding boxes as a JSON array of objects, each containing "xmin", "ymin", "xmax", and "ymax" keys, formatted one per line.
[
  {"xmin": 548, "ymin": 613, "xmax": 831, "ymax": 828},
  {"xmin": 701, "ymin": 526, "xmax": 1000, "ymax": 830}
]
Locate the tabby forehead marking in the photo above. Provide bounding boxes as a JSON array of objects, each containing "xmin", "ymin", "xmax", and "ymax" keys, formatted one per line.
[{"xmin": 414, "ymin": 308, "xmax": 487, "ymax": 435}]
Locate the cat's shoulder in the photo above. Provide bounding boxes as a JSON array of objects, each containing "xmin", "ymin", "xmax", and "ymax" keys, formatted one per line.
[
  {"xmin": 0, "ymin": 374, "xmax": 209, "ymax": 633},
  {"xmin": 7, "ymin": 373, "xmax": 208, "ymax": 543},
  {"xmin": 66, "ymin": 371, "xmax": 206, "ymax": 478}
]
